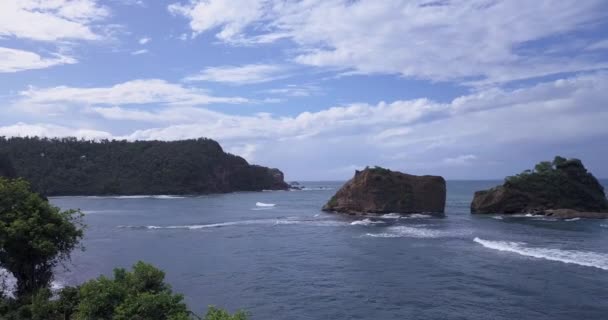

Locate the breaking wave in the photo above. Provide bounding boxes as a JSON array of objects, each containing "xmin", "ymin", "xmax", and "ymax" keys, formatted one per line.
[
  {"xmin": 120, "ymin": 218, "xmax": 349, "ymax": 230},
  {"xmin": 365, "ymin": 226, "xmax": 461, "ymax": 238},
  {"xmin": 474, "ymin": 237, "xmax": 608, "ymax": 271},
  {"xmin": 377, "ymin": 213, "xmax": 433, "ymax": 220},
  {"xmin": 350, "ymin": 219, "xmax": 386, "ymax": 226},
  {"xmin": 86, "ymin": 195, "xmax": 186, "ymax": 199},
  {"xmin": 256, "ymin": 202, "xmax": 276, "ymax": 207}
]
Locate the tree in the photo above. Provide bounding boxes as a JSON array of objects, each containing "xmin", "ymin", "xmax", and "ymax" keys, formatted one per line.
[
  {"xmin": 203, "ymin": 306, "xmax": 248, "ymax": 320},
  {"xmin": 534, "ymin": 161, "xmax": 553, "ymax": 174},
  {"xmin": 75, "ymin": 261, "xmax": 190, "ymax": 320},
  {"xmin": 0, "ymin": 178, "xmax": 84, "ymax": 299},
  {"xmin": 0, "ymin": 153, "xmax": 16, "ymax": 178}
]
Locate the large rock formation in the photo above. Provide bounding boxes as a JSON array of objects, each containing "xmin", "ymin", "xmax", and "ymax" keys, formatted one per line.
[
  {"xmin": 0, "ymin": 137, "xmax": 288, "ymax": 195},
  {"xmin": 322, "ymin": 167, "xmax": 446, "ymax": 214},
  {"xmin": 471, "ymin": 156, "xmax": 608, "ymax": 217}
]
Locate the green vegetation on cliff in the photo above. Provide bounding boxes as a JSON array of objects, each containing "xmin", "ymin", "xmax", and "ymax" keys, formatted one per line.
[
  {"xmin": 472, "ymin": 156, "xmax": 608, "ymax": 214},
  {"xmin": 504, "ymin": 156, "xmax": 607, "ymax": 211},
  {"xmin": 0, "ymin": 137, "xmax": 287, "ymax": 196}
]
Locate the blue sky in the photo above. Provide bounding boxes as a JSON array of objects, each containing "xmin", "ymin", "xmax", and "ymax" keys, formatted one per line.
[{"xmin": 1, "ymin": 0, "xmax": 608, "ymax": 180}]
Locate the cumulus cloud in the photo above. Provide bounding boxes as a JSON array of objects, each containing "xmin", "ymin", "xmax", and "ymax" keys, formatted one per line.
[
  {"xmin": 168, "ymin": 0, "xmax": 608, "ymax": 85},
  {"xmin": 138, "ymin": 37, "xmax": 151, "ymax": 45},
  {"xmin": 0, "ymin": 47, "xmax": 77, "ymax": 73},
  {"xmin": 15, "ymin": 79, "xmax": 249, "ymax": 114},
  {"xmin": 0, "ymin": 122, "xmax": 112, "ymax": 140},
  {"xmin": 184, "ymin": 64, "xmax": 288, "ymax": 85},
  {"xmin": 0, "ymin": 0, "xmax": 109, "ymax": 41},
  {"xmin": 131, "ymin": 49, "xmax": 148, "ymax": 55}
]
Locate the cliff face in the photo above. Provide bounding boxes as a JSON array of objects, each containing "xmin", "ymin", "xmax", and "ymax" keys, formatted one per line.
[
  {"xmin": 0, "ymin": 137, "xmax": 288, "ymax": 196},
  {"xmin": 322, "ymin": 167, "xmax": 446, "ymax": 214},
  {"xmin": 471, "ymin": 157, "xmax": 608, "ymax": 214}
]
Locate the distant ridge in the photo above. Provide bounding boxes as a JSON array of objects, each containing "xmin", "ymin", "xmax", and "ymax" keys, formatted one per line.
[{"xmin": 0, "ymin": 137, "xmax": 288, "ymax": 196}]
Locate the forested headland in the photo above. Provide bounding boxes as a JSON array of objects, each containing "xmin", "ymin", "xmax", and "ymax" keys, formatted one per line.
[{"xmin": 0, "ymin": 137, "xmax": 288, "ymax": 196}]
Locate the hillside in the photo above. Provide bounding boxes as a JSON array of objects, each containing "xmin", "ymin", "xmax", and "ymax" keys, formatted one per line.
[{"xmin": 0, "ymin": 137, "xmax": 288, "ymax": 196}]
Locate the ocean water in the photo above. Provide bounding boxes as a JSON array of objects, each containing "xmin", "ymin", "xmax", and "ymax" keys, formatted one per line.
[{"xmin": 48, "ymin": 180, "xmax": 608, "ymax": 320}]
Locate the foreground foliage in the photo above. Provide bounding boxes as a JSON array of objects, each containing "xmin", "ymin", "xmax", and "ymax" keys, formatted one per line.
[
  {"xmin": 0, "ymin": 177, "xmax": 84, "ymax": 299},
  {"xmin": 0, "ymin": 176, "xmax": 247, "ymax": 319}
]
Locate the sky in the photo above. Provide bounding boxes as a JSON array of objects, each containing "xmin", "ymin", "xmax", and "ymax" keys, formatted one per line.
[{"xmin": 1, "ymin": 0, "xmax": 608, "ymax": 180}]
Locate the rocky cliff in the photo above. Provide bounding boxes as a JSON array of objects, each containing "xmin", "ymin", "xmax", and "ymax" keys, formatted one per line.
[
  {"xmin": 0, "ymin": 137, "xmax": 289, "ymax": 196},
  {"xmin": 322, "ymin": 167, "xmax": 446, "ymax": 214},
  {"xmin": 471, "ymin": 156, "xmax": 608, "ymax": 216}
]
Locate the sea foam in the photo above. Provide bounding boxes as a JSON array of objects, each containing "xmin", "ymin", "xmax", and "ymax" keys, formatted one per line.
[
  {"xmin": 365, "ymin": 226, "xmax": 458, "ymax": 238},
  {"xmin": 256, "ymin": 202, "xmax": 276, "ymax": 207},
  {"xmin": 474, "ymin": 237, "xmax": 608, "ymax": 271},
  {"xmin": 121, "ymin": 217, "xmax": 349, "ymax": 230},
  {"xmin": 350, "ymin": 218, "xmax": 386, "ymax": 226}
]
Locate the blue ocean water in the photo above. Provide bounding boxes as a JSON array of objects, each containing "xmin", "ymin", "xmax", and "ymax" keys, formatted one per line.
[{"xmin": 49, "ymin": 180, "xmax": 608, "ymax": 320}]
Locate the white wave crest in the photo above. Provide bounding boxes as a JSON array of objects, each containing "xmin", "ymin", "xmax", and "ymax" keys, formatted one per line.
[
  {"xmin": 121, "ymin": 218, "xmax": 349, "ymax": 230},
  {"xmin": 380, "ymin": 213, "xmax": 401, "ymax": 219},
  {"xmin": 300, "ymin": 187, "xmax": 334, "ymax": 191},
  {"xmin": 378, "ymin": 213, "xmax": 433, "ymax": 219},
  {"xmin": 86, "ymin": 195, "xmax": 186, "ymax": 199},
  {"xmin": 256, "ymin": 202, "xmax": 276, "ymax": 207},
  {"xmin": 492, "ymin": 216, "xmax": 504, "ymax": 220},
  {"xmin": 402, "ymin": 214, "xmax": 433, "ymax": 219},
  {"xmin": 350, "ymin": 219, "xmax": 386, "ymax": 226},
  {"xmin": 365, "ymin": 226, "xmax": 457, "ymax": 238},
  {"xmin": 565, "ymin": 218, "xmax": 581, "ymax": 222},
  {"xmin": 474, "ymin": 237, "xmax": 608, "ymax": 271}
]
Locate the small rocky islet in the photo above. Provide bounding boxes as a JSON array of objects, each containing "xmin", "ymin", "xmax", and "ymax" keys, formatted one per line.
[
  {"xmin": 471, "ymin": 156, "xmax": 608, "ymax": 219},
  {"xmin": 322, "ymin": 166, "xmax": 446, "ymax": 215}
]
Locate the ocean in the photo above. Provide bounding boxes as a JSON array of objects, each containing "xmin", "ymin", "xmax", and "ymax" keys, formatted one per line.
[{"xmin": 49, "ymin": 180, "xmax": 608, "ymax": 320}]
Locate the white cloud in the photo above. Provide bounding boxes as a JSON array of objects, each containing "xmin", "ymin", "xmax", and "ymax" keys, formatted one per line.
[
  {"xmin": 587, "ymin": 39, "xmax": 608, "ymax": 51},
  {"xmin": 0, "ymin": 47, "xmax": 76, "ymax": 73},
  {"xmin": 443, "ymin": 154, "xmax": 477, "ymax": 165},
  {"xmin": 169, "ymin": 0, "xmax": 608, "ymax": 85},
  {"xmin": 131, "ymin": 49, "xmax": 149, "ymax": 55},
  {"xmin": 0, "ymin": 122, "xmax": 112, "ymax": 140},
  {"xmin": 168, "ymin": 0, "xmax": 267, "ymax": 42},
  {"xmin": 184, "ymin": 64, "xmax": 288, "ymax": 85},
  {"xmin": 138, "ymin": 37, "xmax": 151, "ymax": 45},
  {"xmin": 14, "ymin": 79, "xmax": 249, "ymax": 114},
  {"xmin": 266, "ymin": 84, "xmax": 321, "ymax": 97},
  {"xmin": 0, "ymin": 0, "xmax": 109, "ymax": 41}
]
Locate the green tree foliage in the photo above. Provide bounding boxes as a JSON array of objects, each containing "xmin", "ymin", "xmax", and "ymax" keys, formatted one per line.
[
  {"xmin": 504, "ymin": 156, "xmax": 608, "ymax": 211},
  {"xmin": 0, "ymin": 153, "xmax": 16, "ymax": 178},
  {"xmin": 203, "ymin": 306, "xmax": 248, "ymax": 320},
  {"xmin": 0, "ymin": 178, "xmax": 84, "ymax": 299},
  {"xmin": 75, "ymin": 261, "xmax": 190, "ymax": 320},
  {"xmin": 0, "ymin": 137, "xmax": 287, "ymax": 196}
]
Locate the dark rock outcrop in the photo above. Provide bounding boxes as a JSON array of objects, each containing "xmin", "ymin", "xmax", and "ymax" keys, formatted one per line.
[
  {"xmin": 471, "ymin": 156, "xmax": 608, "ymax": 216},
  {"xmin": 322, "ymin": 167, "xmax": 446, "ymax": 214},
  {"xmin": 0, "ymin": 137, "xmax": 288, "ymax": 195}
]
